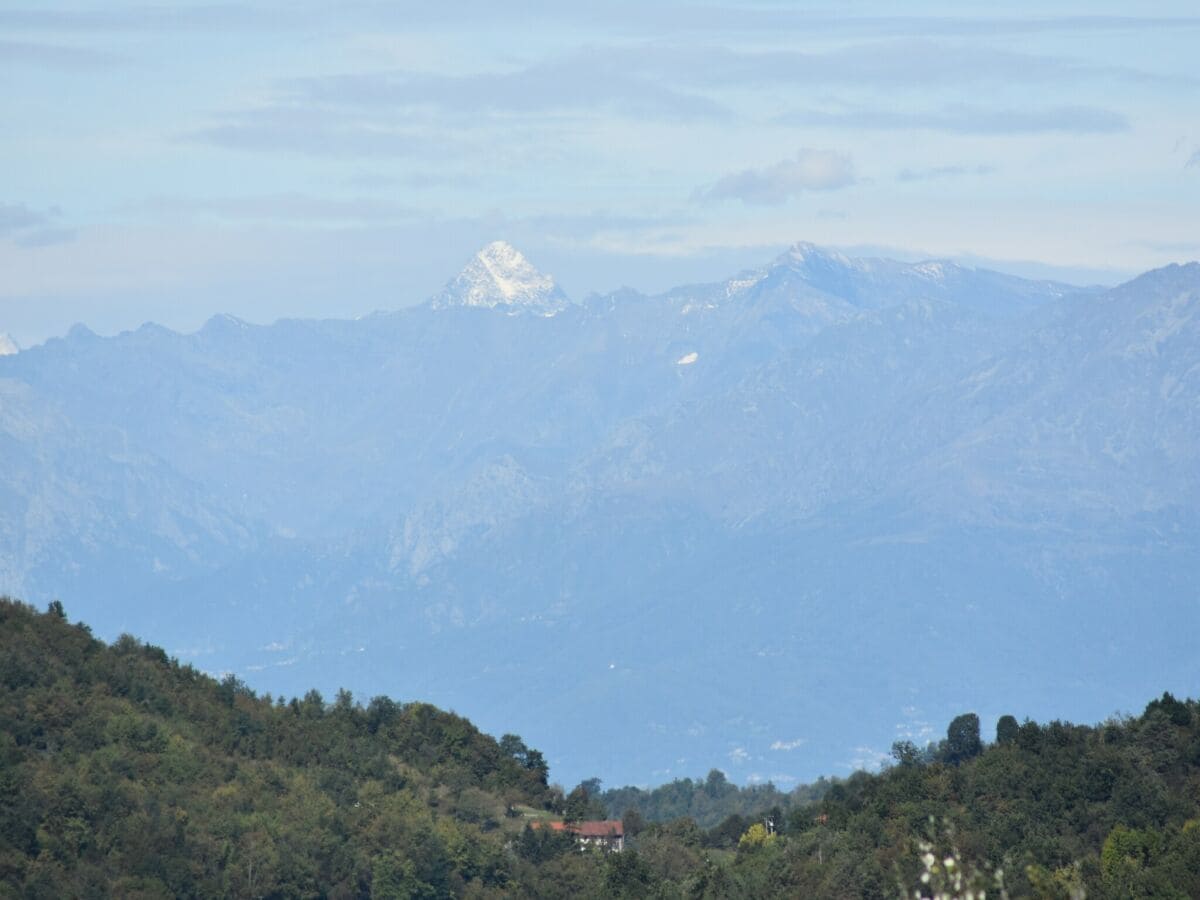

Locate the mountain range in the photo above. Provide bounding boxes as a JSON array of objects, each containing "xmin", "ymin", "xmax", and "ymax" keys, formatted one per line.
[{"xmin": 1, "ymin": 241, "xmax": 1197, "ymax": 787}]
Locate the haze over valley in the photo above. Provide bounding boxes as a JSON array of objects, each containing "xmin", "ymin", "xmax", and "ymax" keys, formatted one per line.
[
  {"xmin": 7, "ymin": 5, "xmax": 1200, "ymax": 892},
  {"xmin": 3, "ymin": 239, "xmax": 1197, "ymax": 787}
]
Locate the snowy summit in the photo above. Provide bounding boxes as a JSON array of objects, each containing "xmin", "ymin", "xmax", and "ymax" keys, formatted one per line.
[
  {"xmin": 432, "ymin": 241, "xmax": 569, "ymax": 316},
  {"xmin": 0, "ymin": 333, "xmax": 19, "ymax": 356}
]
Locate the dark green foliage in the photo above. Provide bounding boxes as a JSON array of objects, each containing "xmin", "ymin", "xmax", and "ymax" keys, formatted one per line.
[
  {"xmin": 593, "ymin": 695, "xmax": 1200, "ymax": 897},
  {"xmin": 943, "ymin": 712, "xmax": 983, "ymax": 764},
  {"xmin": 563, "ymin": 779, "xmax": 608, "ymax": 824},
  {"xmin": 750, "ymin": 700, "xmax": 1200, "ymax": 898},
  {"xmin": 0, "ymin": 598, "xmax": 552, "ymax": 897},
  {"xmin": 4, "ymin": 596, "xmax": 1200, "ymax": 897},
  {"xmin": 563, "ymin": 785, "xmax": 590, "ymax": 823},
  {"xmin": 621, "ymin": 806, "xmax": 646, "ymax": 838},
  {"xmin": 1146, "ymin": 691, "xmax": 1193, "ymax": 727},
  {"xmin": 515, "ymin": 823, "xmax": 575, "ymax": 864},
  {"xmin": 892, "ymin": 739, "xmax": 921, "ymax": 765},
  {"xmin": 705, "ymin": 813, "xmax": 751, "ymax": 849},
  {"xmin": 603, "ymin": 849, "xmax": 652, "ymax": 898},
  {"xmin": 996, "ymin": 713, "xmax": 1019, "ymax": 745}
]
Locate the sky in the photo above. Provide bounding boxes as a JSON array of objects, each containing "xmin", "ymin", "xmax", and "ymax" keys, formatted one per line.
[{"xmin": 3, "ymin": 0, "xmax": 1200, "ymax": 346}]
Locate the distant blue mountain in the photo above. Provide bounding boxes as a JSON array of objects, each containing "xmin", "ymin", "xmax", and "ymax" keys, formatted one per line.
[{"xmin": 1, "ymin": 244, "xmax": 1196, "ymax": 788}]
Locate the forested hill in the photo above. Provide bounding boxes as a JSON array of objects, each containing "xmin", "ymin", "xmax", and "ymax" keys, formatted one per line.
[
  {"xmin": 592, "ymin": 699, "xmax": 1200, "ymax": 897},
  {"xmin": 0, "ymin": 598, "xmax": 555, "ymax": 897},
  {"xmin": 3, "ymin": 597, "xmax": 1200, "ymax": 898}
]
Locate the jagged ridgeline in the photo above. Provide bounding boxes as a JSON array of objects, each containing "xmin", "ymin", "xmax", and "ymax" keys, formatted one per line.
[
  {"xmin": 4, "ymin": 599, "xmax": 1200, "ymax": 898},
  {"xmin": 3, "ymin": 243, "xmax": 1197, "ymax": 788}
]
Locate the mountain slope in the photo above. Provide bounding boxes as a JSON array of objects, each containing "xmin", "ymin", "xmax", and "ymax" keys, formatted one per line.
[
  {"xmin": 0, "ymin": 244, "xmax": 1195, "ymax": 786},
  {"xmin": 432, "ymin": 241, "xmax": 569, "ymax": 315}
]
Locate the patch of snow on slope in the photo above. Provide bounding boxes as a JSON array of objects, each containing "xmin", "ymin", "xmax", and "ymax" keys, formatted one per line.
[
  {"xmin": 725, "ymin": 273, "xmax": 764, "ymax": 297},
  {"xmin": 912, "ymin": 261, "xmax": 951, "ymax": 282}
]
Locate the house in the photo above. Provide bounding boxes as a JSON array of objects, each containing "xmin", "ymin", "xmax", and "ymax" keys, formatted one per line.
[
  {"xmin": 572, "ymin": 820, "xmax": 625, "ymax": 852},
  {"xmin": 535, "ymin": 819, "xmax": 625, "ymax": 852}
]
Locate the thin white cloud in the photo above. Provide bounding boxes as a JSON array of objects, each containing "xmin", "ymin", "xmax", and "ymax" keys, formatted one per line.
[
  {"xmin": 343, "ymin": 171, "xmax": 483, "ymax": 191},
  {"xmin": 0, "ymin": 39, "xmax": 121, "ymax": 68},
  {"xmin": 0, "ymin": 6, "xmax": 287, "ymax": 33},
  {"xmin": 769, "ymin": 738, "xmax": 807, "ymax": 751},
  {"xmin": 184, "ymin": 106, "xmax": 449, "ymax": 159},
  {"xmin": 353, "ymin": 6, "xmax": 1200, "ymax": 41},
  {"xmin": 576, "ymin": 40, "xmax": 1193, "ymax": 91},
  {"xmin": 895, "ymin": 706, "xmax": 936, "ymax": 744},
  {"xmin": 186, "ymin": 56, "xmax": 726, "ymax": 159},
  {"xmin": 897, "ymin": 164, "xmax": 997, "ymax": 182},
  {"xmin": 843, "ymin": 745, "xmax": 891, "ymax": 772},
  {"xmin": 127, "ymin": 193, "xmax": 424, "ymax": 225},
  {"xmin": 694, "ymin": 150, "xmax": 856, "ymax": 206},
  {"xmin": 1128, "ymin": 239, "xmax": 1200, "ymax": 253},
  {"xmin": 12, "ymin": 228, "xmax": 76, "ymax": 248},
  {"xmin": 0, "ymin": 203, "xmax": 51, "ymax": 235},
  {"xmin": 781, "ymin": 104, "xmax": 1128, "ymax": 135},
  {"xmin": 289, "ymin": 55, "xmax": 728, "ymax": 120},
  {"xmin": 5, "ymin": 6, "xmax": 1199, "ymax": 40},
  {"xmin": 181, "ymin": 34, "xmax": 1167, "ymax": 163},
  {"xmin": 0, "ymin": 202, "xmax": 75, "ymax": 247}
]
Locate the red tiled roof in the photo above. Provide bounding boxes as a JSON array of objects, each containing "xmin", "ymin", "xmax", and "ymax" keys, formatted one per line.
[
  {"xmin": 530, "ymin": 819, "xmax": 624, "ymax": 837},
  {"xmin": 574, "ymin": 820, "xmax": 623, "ymax": 838}
]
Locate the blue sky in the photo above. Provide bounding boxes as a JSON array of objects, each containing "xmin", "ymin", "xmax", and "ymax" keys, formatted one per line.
[{"xmin": 3, "ymin": 0, "xmax": 1199, "ymax": 345}]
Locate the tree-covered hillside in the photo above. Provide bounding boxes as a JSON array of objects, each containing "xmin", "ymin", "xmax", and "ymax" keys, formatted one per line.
[
  {"xmin": 758, "ymin": 698, "xmax": 1200, "ymax": 898},
  {"xmin": 0, "ymin": 598, "xmax": 554, "ymax": 897},
  {"xmin": 3, "ymin": 597, "xmax": 1199, "ymax": 898}
]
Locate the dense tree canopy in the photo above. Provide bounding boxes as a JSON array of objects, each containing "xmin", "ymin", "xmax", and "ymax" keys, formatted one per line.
[{"xmin": 0, "ymin": 598, "xmax": 552, "ymax": 897}]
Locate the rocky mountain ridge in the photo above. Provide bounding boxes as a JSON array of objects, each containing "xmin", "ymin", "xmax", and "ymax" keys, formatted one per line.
[
  {"xmin": 431, "ymin": 240, "xmax": 569, "ymax": 315},
  {"xmin": 0, "ymin": 242, "xmax": 1195, "ymax": 786}
]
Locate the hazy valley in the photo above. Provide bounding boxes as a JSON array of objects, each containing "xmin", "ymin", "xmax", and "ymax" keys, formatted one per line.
[{"xmin": 2, "ymin": 241, "xmax": 1197, "ymax": 789}]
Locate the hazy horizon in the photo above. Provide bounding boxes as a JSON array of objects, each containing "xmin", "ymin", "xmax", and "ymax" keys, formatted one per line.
[{"xmin": 4, "ymin": 1, "xmax": 1200, "ymax": 346}]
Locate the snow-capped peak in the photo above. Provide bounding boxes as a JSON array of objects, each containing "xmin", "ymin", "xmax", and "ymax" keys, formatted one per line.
[
  {"xmin": 783, "ymin": 241, "xmax": 852, "ymax": 268},
  {"xmin": 432, "ymin": 241, "xmax": 569, "ymax": 316},
  {"xmin": 0, "ymin": 332, "xmax": 19, "ymax": 356}
]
